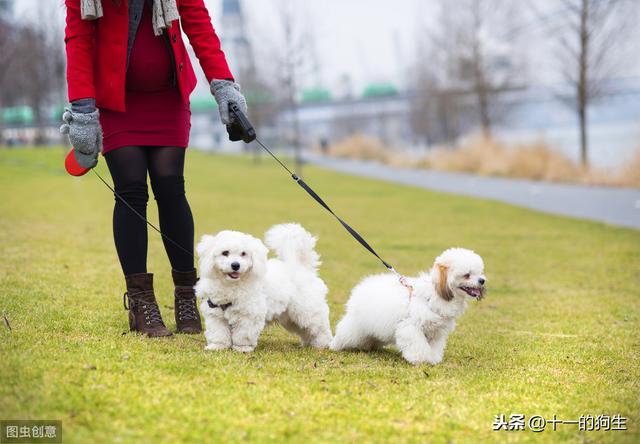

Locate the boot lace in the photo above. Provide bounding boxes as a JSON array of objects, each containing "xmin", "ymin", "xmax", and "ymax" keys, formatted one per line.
[
  {"xmin": 142, "ymin": 300, "xmax": 164, "ymax": 326},
  {"xmin": 124, "ymin": 291, "xmax": 164, "ymax": 326},
  {"xmin": 177, "ymin": 296, "xmax": 198, "ymax": 321}
]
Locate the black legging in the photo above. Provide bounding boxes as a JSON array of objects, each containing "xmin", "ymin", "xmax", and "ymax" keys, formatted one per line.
[{"xmin": 105, "ymin": 146, "xmax": 194, "ymax": 275}]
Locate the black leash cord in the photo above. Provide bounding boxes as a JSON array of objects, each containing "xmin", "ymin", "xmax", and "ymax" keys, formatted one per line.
[
  {"xmin": 254, "ymin": 137, "xmax": 296, "ymax": 176},
  {"xmin": 91, "ymin": 169, "xmax": 195, "ymax": 259},
  {"xmin": 254, "ymin": 137, "xmax": 395, "ymax": 272},
  {"xmin": 90, "ymin": 138, "xmax": 397, "ymax": 275}
]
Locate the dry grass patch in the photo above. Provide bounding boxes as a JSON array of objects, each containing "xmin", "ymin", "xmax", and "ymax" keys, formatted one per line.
[
  {"xmin": 618, "ymin": 148, "xmax": 640, "ymax": 187},
  {"xmin": 327, "ymin": 133, "xmax": 392, "ymax": 163},
  {"xmin": 327, "ymin": 134, "xmax": 640, "ymax": 187},
  {"xmin": 427, "ymin": 137, "xmax": 585, "ymax": 182}
]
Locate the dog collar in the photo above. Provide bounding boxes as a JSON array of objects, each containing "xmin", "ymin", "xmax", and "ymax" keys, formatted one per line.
[{"xmin": 207, "ymin": 299, "xmax": 232, "ymax": 311}]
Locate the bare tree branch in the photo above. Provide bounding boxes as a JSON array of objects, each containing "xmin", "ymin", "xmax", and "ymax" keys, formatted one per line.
[
  {"xmin": 549, "ymin": 0, "xmax": 637, "ymax": 165},
  {"xmin": 410, "ymin": 0, "xmax": 526, "ymax": 144},
  {"xmin": 268, "ymin": 0, "xmax": 316, "ymax": 175}
]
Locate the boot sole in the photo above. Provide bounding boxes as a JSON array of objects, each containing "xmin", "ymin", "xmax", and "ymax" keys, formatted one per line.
[
  {"xmin": 147, "ymin": 332, "xmax": 173, "ymax": 338},
  {"xmin": 129, "ymin": 329, "xmax": 173, "ymax": 338},
  {"xmin": 176, "ymin": 329, "xmax": 202, "ymax": 334}
]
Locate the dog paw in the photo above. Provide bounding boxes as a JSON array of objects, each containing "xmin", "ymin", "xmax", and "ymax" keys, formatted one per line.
[
  {"xmin": 232, "ymin": 344, "xmax": 255, "ymax": 353},
  {"xmin": 329, "ymin": 337, "xmax": 344, "ymax": 351},
  {"xmin": 205, "ymin": 343, "xmax": 230, "ymax": 351},
  {"xmin": 402, "ymin": 349, "xmax": 432, "ymax": 365},
  {"xmin": 309, "ymin": 337, "xmax": 332, "ymax": 349},
  {"xmin": 408, "ymin": 354, "xmax": 442, "ymax": 366},
  {"xmin": 404, "ymin": 356, "xmax": 427, "ymax": 365}
]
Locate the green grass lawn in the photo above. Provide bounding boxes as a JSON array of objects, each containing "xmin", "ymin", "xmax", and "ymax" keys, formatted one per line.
[{"xmin": 0, "ymin": 148, "xmax": 638, "ymax": 443}]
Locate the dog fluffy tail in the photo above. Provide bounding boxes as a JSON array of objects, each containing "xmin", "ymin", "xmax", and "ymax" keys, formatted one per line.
[{"xmin": 265, "ymin": 223, "xmax": 320, "ymax": 270}]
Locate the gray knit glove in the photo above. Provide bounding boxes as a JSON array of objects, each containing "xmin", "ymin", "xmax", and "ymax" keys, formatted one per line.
[
  {"xmin": 210, "ymin": 79, "xmax": 248, "ymax": 125},
  {"xmin": 60, "ymin": 107, "xmax": 102, "ymax": 169}
]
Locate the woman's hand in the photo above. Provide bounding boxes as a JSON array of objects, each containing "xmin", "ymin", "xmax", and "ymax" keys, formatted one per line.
[
  {"xmin": 59, "ymin": 100, "xmax": 102, "ymax": 169},
  {"xmin": 210, "ymin": 80, "xmax": 248, "ymax": 125}
]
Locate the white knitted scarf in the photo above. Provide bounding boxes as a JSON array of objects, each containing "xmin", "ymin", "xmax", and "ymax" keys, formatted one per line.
[{"xmin": 80, "ymin": 0, "xmax": 180, "ymax": 36}]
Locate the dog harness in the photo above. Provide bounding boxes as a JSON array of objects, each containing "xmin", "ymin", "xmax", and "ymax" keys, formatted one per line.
[{"xmin": 207, "ymin": 299, "xmax": 232, "ymax": 311}]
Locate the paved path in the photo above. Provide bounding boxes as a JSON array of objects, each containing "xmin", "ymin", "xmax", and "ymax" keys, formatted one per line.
[{"xmin": 304, "ymin": 155, "xmax": 640, "ymax": 230}]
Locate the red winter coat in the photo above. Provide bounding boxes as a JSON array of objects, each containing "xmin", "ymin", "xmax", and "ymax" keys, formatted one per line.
[{"xmin": 64, "ymin": 0, "xmax": 233, "ymax": 112}]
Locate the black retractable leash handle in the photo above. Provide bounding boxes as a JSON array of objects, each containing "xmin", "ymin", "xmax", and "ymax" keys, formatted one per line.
[
  {"xmin": 227, "ymin": 102, "xmax": 256, "ymax": 143},
  {"xmin": 227, "ymin": 102, "xmax": 398, "ymax": 275}
]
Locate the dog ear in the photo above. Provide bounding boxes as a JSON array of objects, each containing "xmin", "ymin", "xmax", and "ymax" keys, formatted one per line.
[
  {"xmin": 196, "ymin": 234, "xmax": 217, "ymax": 258},
  {"xmin": 436, "ymin": 264, "xmax": 454, "ymax": 301},
  {"xmin": 196, "ymin": 234, "xmax": 218, "ymax": 277},
  {"xmin": 249, "ymin": 236, "xmax": 269, "ymax": 277}
]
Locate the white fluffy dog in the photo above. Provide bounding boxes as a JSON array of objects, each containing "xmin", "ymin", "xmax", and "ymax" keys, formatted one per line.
[
  {"xmin": 195, "ymin": 223, "xmax": 332, "ymax": 352},
  {"xmin": 331, "ymin": 248, "xmax": 486, "ymax": 365}
]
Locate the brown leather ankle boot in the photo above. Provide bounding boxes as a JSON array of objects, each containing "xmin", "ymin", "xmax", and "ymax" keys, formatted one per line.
[
  {"xmin": 123, "ymin": 273, "xmax": 172, "ymax": 337},
  {"xmin": 172, "ymin": 269, "xmax": 202, "ymax": 334}
]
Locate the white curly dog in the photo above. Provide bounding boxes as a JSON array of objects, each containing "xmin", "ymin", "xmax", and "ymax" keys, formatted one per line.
[
  {"xmin": 195, "ymin": 223, "xmax": 332, "ymax": 352},
  {"xmin": 331, "ymin": 248, "xmax": 486, "ymax": 365}
]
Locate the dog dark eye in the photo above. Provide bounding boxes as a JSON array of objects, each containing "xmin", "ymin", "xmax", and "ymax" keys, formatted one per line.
[
  {"xmin": 463, "ymin": 273, "xmax": 471, "ymax": 279},
  {"xmin": 241, "ymin": 252, "xmax": 247, "ymax": 257},
  {"xmin": 222, "ymin": 251, "xmax": 229, "ymax": 257}
]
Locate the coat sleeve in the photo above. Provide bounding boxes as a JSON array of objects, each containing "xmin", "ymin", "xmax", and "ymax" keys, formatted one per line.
[
  {"xmin": 64, "ymin": 0, "xmax": 97, "ymax": 102},
  {"xmin": 179, "ymin": 0, "xmax": 234, "ymax": 82}
]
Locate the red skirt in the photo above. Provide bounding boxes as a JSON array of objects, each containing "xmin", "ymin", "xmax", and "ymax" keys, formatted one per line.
[{"xmin": 100, "ymin": 3, "xmax": 191, "ymax": 154}]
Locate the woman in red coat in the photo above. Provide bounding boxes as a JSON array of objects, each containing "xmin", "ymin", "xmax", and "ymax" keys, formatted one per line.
[{"xmin": 62, "ymin": 0, "xmax": 247, "ymax": 337}]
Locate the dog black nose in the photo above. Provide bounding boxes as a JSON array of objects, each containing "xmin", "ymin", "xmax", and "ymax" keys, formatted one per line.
[
  {"xmin": 478, "ymin": 277, "xmax": 485, "ymax": 285},
  {"xmin": 231, "ymin": 262, "xmax": 240, "ymax": 271}
]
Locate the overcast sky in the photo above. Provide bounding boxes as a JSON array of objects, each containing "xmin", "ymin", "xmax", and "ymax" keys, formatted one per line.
[
  {"xmin": 16, "ymin": 0, "xmax": 427, "ymax": 92},
  {"xmin": 14, "ymin": 0, "xmax": 640, "ymax": 96}
]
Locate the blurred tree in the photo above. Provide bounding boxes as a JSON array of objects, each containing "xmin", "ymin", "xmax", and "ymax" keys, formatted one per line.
[
  {"xmin": 219, "ymin": 0, "xmax": 277, "ymax": 162},
  {"xmin": 0, "ymin": 1, "xmax": 65, "ymax": 144},
  {"xmin": 271, "ymin": 0, "xmax": 315, "ymax": 176},
  {"xmin": 0, "ymin": 0, "xmax": 13, "ymax": 18},
  {"xmin": 234, "ymin": 45, "xmax": 279, "ymax": 163},
  {"xmin": 240, "ymin": 75, "xmax": 278, "ymax": 162},
  {"xmin": 550, "ymin": 0, "xmax": 637, "ymax": 166},
  {"xmin": 410, "ymin": 54, "xmax": 464, "ymax": 146},
  {"xmin": 412, "ymin": 0, "xmax": 525, "ymax": 144},
  {"xmin": 0, "ymin": 6, "xmax": 16, "ymax": 144}
]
